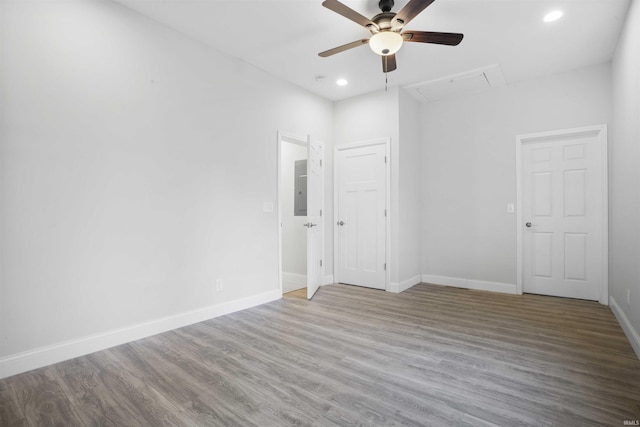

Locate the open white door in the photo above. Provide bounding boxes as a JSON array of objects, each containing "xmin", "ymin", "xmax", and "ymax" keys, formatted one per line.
[{"xmin": 306, "ymin": 136, "xmax": 324, "ymax": 299}]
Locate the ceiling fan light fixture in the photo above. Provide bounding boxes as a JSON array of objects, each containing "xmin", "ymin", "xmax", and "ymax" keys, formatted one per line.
[{"xmin": 369, "ymin": 31, "xmax": 403, "ymax": 56}]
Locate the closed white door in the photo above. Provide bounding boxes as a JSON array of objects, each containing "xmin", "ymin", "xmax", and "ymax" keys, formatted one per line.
[
  {"xmin": 337, "ymin": 143, "xmax": 387, "ymax": 290},
  {"xmin": 306, "ymin": 136, "xmax": 324, "ymax": 299},
  {"xmin": 520, "ymin": 126, "xmax": 607, "ymax": 301}
]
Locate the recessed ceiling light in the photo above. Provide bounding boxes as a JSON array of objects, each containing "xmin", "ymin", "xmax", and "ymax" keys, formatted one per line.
[
  {"xmin": 336, "ymin": 78, "xmax": 348, "ymax": 86},
  {"xmin": 543, "ymin": 10, "xmax": 563, "ymax": 22}
]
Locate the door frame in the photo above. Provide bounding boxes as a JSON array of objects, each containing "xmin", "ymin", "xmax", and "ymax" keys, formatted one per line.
[
  {"xmin": 334, "ymin": 138, "xmax": 391, "ymax": 290},
  {"xmin": 515, "ymin": 124, "xmax": 609, "ymax": 304},
  {"xmin": 277, "ymin": 131, "xmax": 307, "ymax": 295},
  {"xmin": 277, "ymin": 131, "xmax": 325, "ymax": 297}
]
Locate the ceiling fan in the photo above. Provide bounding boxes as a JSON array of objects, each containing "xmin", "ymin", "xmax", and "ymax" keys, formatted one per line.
[{"xmin": 319, "ymin": 0, "xmax": 463, "ymax": 73}]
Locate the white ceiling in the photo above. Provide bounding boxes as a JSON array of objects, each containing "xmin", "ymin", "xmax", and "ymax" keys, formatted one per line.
[{"xmin": 113, "ymin": 0, "xmax": 630, "ymax": 101}]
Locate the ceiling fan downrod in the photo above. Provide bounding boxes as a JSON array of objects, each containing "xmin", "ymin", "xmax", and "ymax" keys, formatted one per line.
[
  {"xmin": 378, "ymin": 0, "xmax": 394, "ymax": 13},
  {"xmin": 378, "ymin": 0, "xmax": 393, "ymax": 12}
]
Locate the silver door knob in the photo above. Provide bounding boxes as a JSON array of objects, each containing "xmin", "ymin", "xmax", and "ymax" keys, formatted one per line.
[
  {"xmin": 303, "ymin": 223, "xmax": 317, "ymax": 228},
  {"xmin": 525, "ymin": 222, "xmax": 532, "ymax": 228},
  {"xmin": 337, "ymin": 221, "xmax": 345, "ymax": 226}
]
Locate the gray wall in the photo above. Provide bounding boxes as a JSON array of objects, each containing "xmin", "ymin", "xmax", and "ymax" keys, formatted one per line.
[
  {"xmin": 334, "ymin": 88, "xmax": 401, "ymax": 285},
  {"xmin": 398, "ymin": 90, "xmax": 422, "ymax": 286},
  {"xmin": 333, "ymin": 87, "xmax": 423, "ymax": 290},
  {"xmin": 420, "ymin": 63, "xmax": 612, "ymax": 287},
  {"xmin": 0, "ymin": 0, "xmax": 332, "ymax": 359},
  {"xmin": 611, "ymin": 0, "xmax": 640, "ymax": 355}
]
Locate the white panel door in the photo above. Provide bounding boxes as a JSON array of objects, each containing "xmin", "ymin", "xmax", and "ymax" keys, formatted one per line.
[
  {"xmin": 521, "ymin": 127, "xmax": 606, "ymax": 301},
  {"xmin": 306, "ymin": 136, "xmax": 324, "ymax": 299},
  {"xmin": 337, "ymin": 143, "xmax": 386, "ymax": 290}
]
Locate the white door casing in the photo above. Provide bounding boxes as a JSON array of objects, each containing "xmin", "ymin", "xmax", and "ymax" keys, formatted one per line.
[
  {"xmin": 335, "ymin": 140, "xmax": 388, "ymax": 290},
  {"xmin": 306, "ymin": 135, "xmax": 324, "ymax": 299},
  {"xmin": 516, "ymin": 125, "xmax": 608, "ymax": 304}
]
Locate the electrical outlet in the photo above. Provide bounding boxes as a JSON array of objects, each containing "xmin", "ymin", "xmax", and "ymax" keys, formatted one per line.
[
  {"xmin": 627, "ymin": 289, "xmax": 631, "ymax": 305},
  {"xmin": 216, "ymin": 278, "xmax": 223, "ymax": 292}
]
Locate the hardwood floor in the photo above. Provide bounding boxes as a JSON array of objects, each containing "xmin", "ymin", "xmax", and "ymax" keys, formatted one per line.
[
  {"xmin": 2, "ymin": 283, "xmax": 639, "ymax": 426},
  {"xmin": 284, "ymin": 288, "xmax": 307, "ymax": 300}
]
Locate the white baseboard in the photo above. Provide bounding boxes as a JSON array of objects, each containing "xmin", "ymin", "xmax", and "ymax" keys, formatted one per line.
[
  {"xmin": 388, "ymin": 275, "xmax": 421, "ymax": 293},
  {"xmin": 283, "ymin": 272, "xmax": 307, "ymax": 293},
  {"xmin": 421, "ymin": 274, "xmax": 517, "ymax": 295},
  {"xmin": 610, "ymin": 297, "xmax": 640, "ymax": 360},
  {"xmin": 323, "ymin": 274, "xmax": 334, "ymax": 285},
  {"xmin": 0, "ymin": 289, "xmax": 282, "ymax": 380}
]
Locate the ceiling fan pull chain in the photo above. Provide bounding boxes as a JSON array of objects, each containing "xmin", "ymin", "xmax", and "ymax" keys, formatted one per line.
[{"xmin": 385, "ymin": 67, "xmax": 388, "ymax": 92}]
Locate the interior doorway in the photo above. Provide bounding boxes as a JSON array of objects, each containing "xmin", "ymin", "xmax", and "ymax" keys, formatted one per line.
[
  {"xmin": 279, "ymin": 135, "xmax": 308, "ymax": 295},
  {"xmin": 516, "ymin": 124, "xmax": 608, "ymax": 304},
  {"xmin": 277, "ymin": 132, "xmax": 325, "ymax": 300},
  {"xmin": 334, "ymin": 139, "xmax": 389, "ymax": 290}
]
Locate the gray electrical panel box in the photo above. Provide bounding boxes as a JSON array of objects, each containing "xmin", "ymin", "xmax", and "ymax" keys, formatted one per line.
[{"xmin": 294, "ymin": 159, "xmax": 307, "ymax": 216}]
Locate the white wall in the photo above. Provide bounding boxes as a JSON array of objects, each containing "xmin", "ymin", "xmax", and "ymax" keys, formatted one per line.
[
  {"xmin": 333, "ymin": 88, "xmax": 400, "ymax": 145},
  {"xmin": 0, "ymin": 0, "xmax": 332, "ymax": 368},
  {"xmin": 398, "ymin": 89, "xmax": 422, "ymax": 289},
  {"xmin": 611, "ymin": 0, "xmax": 640, "ymax": 357},
  {"xmin": 420, "ymin": 64, "xmax": 612, "ymax": 288},
  {"xmin": 281, "ymin": 141, "xmax": 307, "ymax": 290},
  {"xmin": 334, "ymin": 88, "xmax": 401, "ymax": 286},
  {"xmin": 333, "ymin": 87, "xmax": 423, "ymax": 291}
]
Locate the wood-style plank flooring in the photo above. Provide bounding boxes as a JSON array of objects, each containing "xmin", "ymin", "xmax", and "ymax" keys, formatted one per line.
[
  {"xmin": 2, "ymin": 283, "xmax": 640, "ymax": 426},
  {"xmin": 283, "ymin": 288, "xmax": 307, "ymax": 300}
]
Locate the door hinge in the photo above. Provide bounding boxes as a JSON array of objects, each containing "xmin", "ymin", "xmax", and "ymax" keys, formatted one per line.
[
  {"xmin": 320, "ymin": 209, "xmax": 322, "ymax": 216},
  {"xmin": 384, "ymin": 209, "xmax": 387, "ymax": 217},
  {"xmin": 320, "ymin": 259, "xmax": 323, "ymax": 267},
  {"xmin": 384, "ymin": 263, "xmax": 387, "ymax": 271},
  {"xmin": 384, "ymin": 156, "xmax": 387, "ymax": 164},
  {"xmin": 320, "ymin": 159, "xmax": 323, "ymax": 167}
]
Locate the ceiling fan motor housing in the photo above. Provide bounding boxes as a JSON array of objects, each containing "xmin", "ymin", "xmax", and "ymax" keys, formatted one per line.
[{"xmin": 370, "ymin": 12, "xmax": 396, "ymax": 32}]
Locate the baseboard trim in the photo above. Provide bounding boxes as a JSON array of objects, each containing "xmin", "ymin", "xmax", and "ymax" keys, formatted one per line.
[
  {"xmin": 610, "ymin": 297, "xmax": 640, "ymax": 360},
  {"xmin": 421, "ymin": 274, "xmax": 517, "ymax": 295},
  {"xmin": 283, "ymin": 272, "xmax": 307, "ymax": 285},
  {"xmin": 388, "ymin": 275, "xmax": 421, "ymax": 293},
  {"xmin": 282, "ymin": 272, "xmax": 307, "ymax": 293},
  {"xmin": 0, "ymin": 289, "xmax": 282, "ymax": 379}
]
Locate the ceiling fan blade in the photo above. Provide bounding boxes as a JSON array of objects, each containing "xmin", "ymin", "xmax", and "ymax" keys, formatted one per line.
[
  {"xmin": 382, "ymin": 54, "xmax": 397, "ymax": 73},
  {"xmin": 318, "ymin": 39, "xmax": 369, "ymax": 57},
  {"xmin": 322, "ymin": 0, "xmax": 379, "ymax": 30},
  {"xmin": 403, "ymin": 31, "xmax": 464, "ymax": 46},
  {"xmin": 392, "ymin": 0, "xmax": 436, "ymax": 27}
]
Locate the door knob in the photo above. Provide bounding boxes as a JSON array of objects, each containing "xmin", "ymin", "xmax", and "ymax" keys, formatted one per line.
[
  {"xmin": 304, "ymin": 223, "xmax": 317, "ymax": 228},
  {"xmin": 337, "ymin": 221, "xmax": 345, "ymax": 226},
  {"xmin": 525, "ymin": 222, "xmax": 532, "ymax": 228}
]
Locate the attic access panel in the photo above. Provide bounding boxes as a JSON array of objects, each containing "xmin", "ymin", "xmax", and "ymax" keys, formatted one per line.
[
  {"xmin": 406, "ymin": 64, "xmax": 506, "ymax": 103},
  {"xmin": 417, "ymin": 72, "xmax": 489, "ymax": 100}
]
